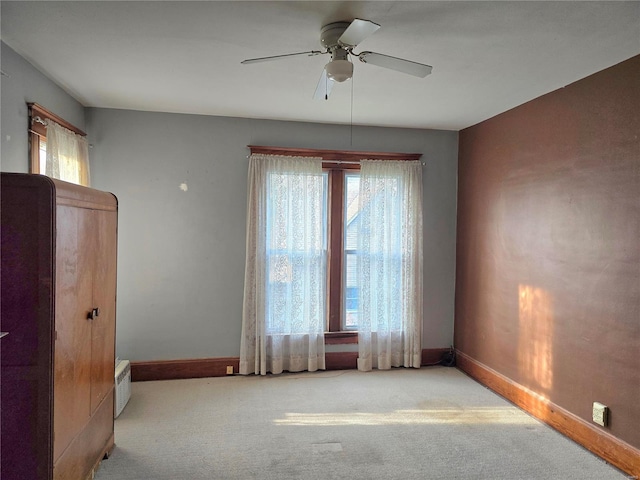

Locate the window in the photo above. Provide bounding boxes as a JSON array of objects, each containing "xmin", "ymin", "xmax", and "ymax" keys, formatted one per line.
[
  {"xmin": 251, "ymin": 146, "xmax": 422, "ymax": 343},
  {"xmin": 241, "ymin": 147, "xmax": 423, "ymax": 373},
  {"xmin": 28, "ymin": 103, "xmax": 90, "ymax": 186}
]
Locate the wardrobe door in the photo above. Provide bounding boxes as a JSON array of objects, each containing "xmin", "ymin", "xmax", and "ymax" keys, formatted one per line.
[
  {"xmin": 1, "ymin": 174, "xmax": 55, "ymax": 480},
  {"xmin": 90, "ymin": 208, "xmax": 117, "ymax": 413},
  {"xmin": 53, "ymin": 205, "xmax": 94, "ymax": 462}
]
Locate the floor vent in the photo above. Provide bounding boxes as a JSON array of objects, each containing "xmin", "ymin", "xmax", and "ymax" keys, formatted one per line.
[{"xmin": 115, "ymin": 359, "xmax": 131, "ymax": 418}]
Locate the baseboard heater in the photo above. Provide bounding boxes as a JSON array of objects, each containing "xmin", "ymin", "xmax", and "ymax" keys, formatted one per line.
[{"xmin": 115, "ymin": 359, "xmax": 131, "ymax": 418}]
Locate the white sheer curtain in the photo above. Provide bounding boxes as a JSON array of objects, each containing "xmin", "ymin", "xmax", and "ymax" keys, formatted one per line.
[
  {"xmin": 45, "ymin": 120, "xmax": 90, "ymax": 186},
  {"xmin": 356, "ymin": 160, "xmax": 423, "ymax": 371},
  {"xmin": 240, "ymin": 154, "xmax": 326, "ymax": 375}
]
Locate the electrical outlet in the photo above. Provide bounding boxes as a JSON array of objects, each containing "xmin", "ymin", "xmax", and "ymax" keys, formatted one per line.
[
  {"xmin": 592, "ymin": 402, "xmax": 608, "ymax": 427},
  {"xmin": 226, "ymin": 365, "xmax": 233, "ymax": 375}
]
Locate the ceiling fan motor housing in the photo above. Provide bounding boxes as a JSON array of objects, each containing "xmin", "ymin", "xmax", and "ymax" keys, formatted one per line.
[{"xmin": 320, "ymin": 22, "xmax": 351, "ymax": 49}]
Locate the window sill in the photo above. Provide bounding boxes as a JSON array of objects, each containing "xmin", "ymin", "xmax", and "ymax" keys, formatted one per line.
[{"xmin": 324, "ymin": 331, "xmax": 358, "ymax": 345}]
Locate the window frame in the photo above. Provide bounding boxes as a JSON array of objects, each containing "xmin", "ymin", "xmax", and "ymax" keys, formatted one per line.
[
  {"xmin": 248, "ymin": 146, "xmax": 422, "ymax": 344},
  {"xmin": 28, "ymin": 102, "xmax": 87, "ymax": 174},
  {"xmin": 342, "ymin": 171, "xmax": 363, "ymax": 332},
  {"xmin": 326, "ymin": 164, "xmax": 357, "ymax": 342}
]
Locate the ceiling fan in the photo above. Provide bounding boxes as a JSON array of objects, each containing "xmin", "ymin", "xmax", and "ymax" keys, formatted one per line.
[{"xmin": 241, "ymin": 18, "xmax": 433, "ymax": 100}]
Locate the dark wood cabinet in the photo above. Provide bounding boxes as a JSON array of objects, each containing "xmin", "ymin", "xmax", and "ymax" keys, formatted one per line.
[{"xmin": 1, "ymin": 173, "xmax": 118, "ymax": 480}]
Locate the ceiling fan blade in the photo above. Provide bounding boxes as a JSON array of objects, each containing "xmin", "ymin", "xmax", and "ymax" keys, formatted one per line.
[
  {"xmin": 338, "ymin": 18, "xmax": 380, "ymax": 47},
  {"xmin": 358, "ymin": 51, "xmax": 432, "ymax": 78},
  {"xmin": 241, "ymin": 50, "xmax": 324, "ymax": 65},
  {"xmin": 313, "ymin": 68, "xmax": 335, "ymax": 100}
]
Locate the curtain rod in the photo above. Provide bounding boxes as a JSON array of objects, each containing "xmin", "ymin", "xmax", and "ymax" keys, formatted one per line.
[
  {"xmin": 248, "ymin": 145, "xmax": 422, "ymax": 162},
  {"xmin": 245, "ymin": 156, "xmax": 356, "ymax": 164},
  {"xmin": 32, "ymin": 116, "xmax": 47, "ymax": 126},
  {"xmin": 28, "ymin": 103, "xmax": 87, "ymax": 137},
  {"xmin": 322, "ymin": 159, "xmax": 426, "ymax": 166},
  {"xmin": 30, "ymin": 118, "xmax": 94, "ymax": 147},
  {"xmin": 246, "ymin": 155, "xmax": 424, "ymax": 166}
]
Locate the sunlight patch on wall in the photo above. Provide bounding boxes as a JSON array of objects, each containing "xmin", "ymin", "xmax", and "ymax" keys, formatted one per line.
[
  {"xmin": 274, "ymin": 407, "xmax": 539, "ymax": 426},
  {"xmin": 518, "ymin": 284, "xmax": 554, "ymax": 392}
]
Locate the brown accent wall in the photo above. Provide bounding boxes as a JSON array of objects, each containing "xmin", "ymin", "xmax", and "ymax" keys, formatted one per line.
[{"xmin": 455, "ymin": 56, "xmax": 640, "ymax": 448}]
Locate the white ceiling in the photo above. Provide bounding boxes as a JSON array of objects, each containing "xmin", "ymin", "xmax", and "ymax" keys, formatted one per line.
[{"xmin": 2, "ymin": 1, "xmax": 639, "ymax": 130}]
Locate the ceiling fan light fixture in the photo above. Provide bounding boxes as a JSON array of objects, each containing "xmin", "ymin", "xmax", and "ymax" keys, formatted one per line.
[{"xmin": 325, "ymin": 59, "xmax": 353, "ymax": 82}]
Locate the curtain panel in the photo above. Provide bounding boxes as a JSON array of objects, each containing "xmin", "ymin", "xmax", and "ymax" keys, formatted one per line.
[
  {"xmin": 240, "ymin": 154, "xmax": 326, "ymax": 375},
  {"xmin": 45, "ymin": 120, "xmax": 90, "ymax": 186},
  {"xmin": 356, "ymin": 160, "xmax": 423, "ymax": 371}
]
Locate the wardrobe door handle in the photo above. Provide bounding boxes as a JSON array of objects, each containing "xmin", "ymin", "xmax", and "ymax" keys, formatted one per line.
[{"xmin": 87, "ymin": 308, "xmax": 100, "ymax": 320}]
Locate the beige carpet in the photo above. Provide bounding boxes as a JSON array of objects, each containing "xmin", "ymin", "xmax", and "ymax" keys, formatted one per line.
[{"xmin": 95, "ymin": 367, "xmax": 629, "ymax": 479}]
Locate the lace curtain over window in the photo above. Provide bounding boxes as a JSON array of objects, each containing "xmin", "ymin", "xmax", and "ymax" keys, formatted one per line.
[
  {"xmin": 45, "ymin": 120, "xmax": 90, "ymax": 186},
  {"xmin": 356, "ymin": 160, "xmax": 423, "ymax": 371},
  {"xmin": 240, "ymin": 154, "xmax": 326, "ymax": 375}
]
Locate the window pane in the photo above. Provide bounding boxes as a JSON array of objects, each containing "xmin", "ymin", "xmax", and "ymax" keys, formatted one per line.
[
  {"xmin": 357, "ymin": 173, "xmax": 404, "ymax": 333},
  {"xmin": 265, "ymin": 171, "xmax": 328, "ymax": 334},
  {"xmin": 39, "ymin": 138, "xmax": 47, "ymax": 175},
  {"xmin": 343, "ymin": 173, "xmax": 360, "ymax": 330}
]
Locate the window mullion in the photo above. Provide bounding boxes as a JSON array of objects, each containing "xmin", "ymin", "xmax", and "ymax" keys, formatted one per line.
[{"xmin": 327, "ymin": 169, "xmax": 344, "ymax": 332}]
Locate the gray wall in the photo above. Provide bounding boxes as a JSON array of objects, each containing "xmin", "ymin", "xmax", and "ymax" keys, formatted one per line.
[
  {"xmin": 1, "ymin": 41, "xmax": 85, "ymax": 172},
  {"xmin": 1, "ymin": 40, "xmax": 458, "ymax": 363},
  {"xmin": 87, "ymin": 108, "xmax": 458, "ymax": 361}
]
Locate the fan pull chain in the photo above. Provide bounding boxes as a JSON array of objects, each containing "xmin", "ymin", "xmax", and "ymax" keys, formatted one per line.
[
  {"xmin": 350, "ymin": 72, "xmax": 354, "ymax": 146},
  {"xmin": 325, "ymin": 73, "xmax": 328, "ymax": 100}
]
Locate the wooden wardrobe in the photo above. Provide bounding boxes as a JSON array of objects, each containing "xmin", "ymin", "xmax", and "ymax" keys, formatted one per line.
[{"xmin": 1, "ymin": 173, "xmax": 118, "ymax": 480}]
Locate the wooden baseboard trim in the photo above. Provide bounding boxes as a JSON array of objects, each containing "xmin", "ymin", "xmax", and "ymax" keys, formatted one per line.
[
  {"xmin": 324, "ymin": 349, "xmax": 449, "ymax": 370},
  {"xmin": 131, "ymin": 357, "xmax": 240, "ymax": 382},
  {"xmin": 422, "ymin": 347, "xmax": 449, "ymax": 366},
  {"xmin": 325, "ymin": 351, "xmax": 358, "ymax": 370},
  {"xmin": 455, "ymin": 350, "xmax": 640, "ymax": 479},
  {"xmin": 131, "ymin": 348, "xmax": 450, "ymax": 382}
]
